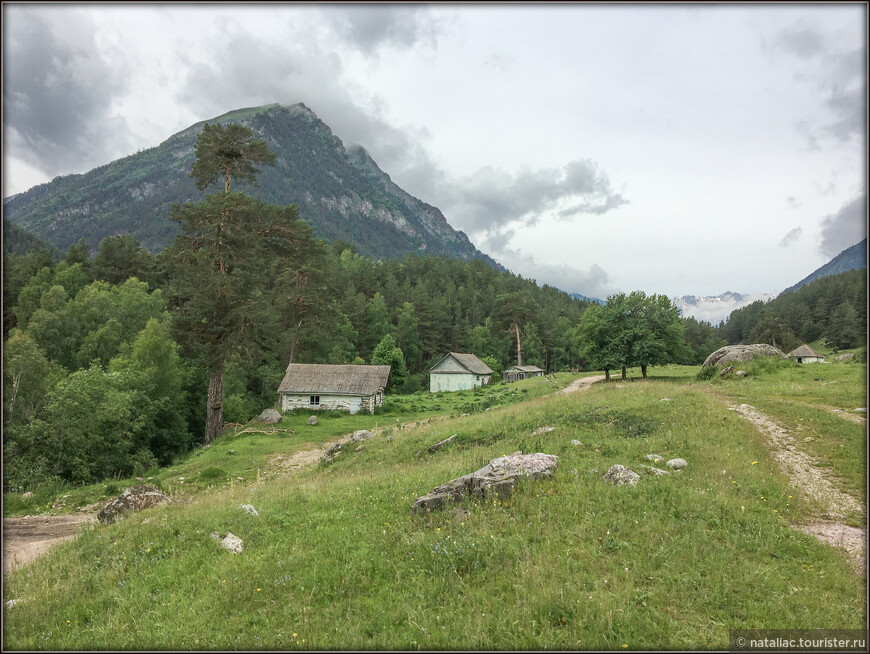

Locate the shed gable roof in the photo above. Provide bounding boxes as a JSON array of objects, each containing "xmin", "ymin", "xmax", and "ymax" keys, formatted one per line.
[
  {"xmin": 505, "ymin": 365, "xmax": 545, "ymax": 373},
  {"xmin": 787, "ymin": 344, "xmax": 823, "ymax": 358},
  {"xmin": 278, "ymin": 364, "xmax": 391, "ymax": 396},
  {"xmin": 430, "ymin": 352, "xmax": 493, "ymax": 375}
]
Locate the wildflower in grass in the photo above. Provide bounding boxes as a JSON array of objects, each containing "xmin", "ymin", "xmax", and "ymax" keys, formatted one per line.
[
  {"xmin": 256, "ymin": 588, "xmax": 261, "ymax": 592},
  {"xmin": 752, "ymin": 461, "xmax": 758, "ymax": 465}
]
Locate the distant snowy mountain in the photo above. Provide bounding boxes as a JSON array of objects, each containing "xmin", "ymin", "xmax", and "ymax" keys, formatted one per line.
[
  {"xmin": 672, "ymin": 291, "xmax": 775, "ymax": 325},
  {"xmin": 569, "ymin": 292, "xmax": 605, "ymax": 305}
]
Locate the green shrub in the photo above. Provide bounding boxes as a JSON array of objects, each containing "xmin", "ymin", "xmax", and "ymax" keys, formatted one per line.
[{"xmin": 696, "ymin": 365, "xmax": 719, "ymax": 381}]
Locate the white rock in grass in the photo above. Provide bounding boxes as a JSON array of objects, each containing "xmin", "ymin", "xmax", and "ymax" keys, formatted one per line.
[
  {"xmin": 603, "ymin": 465, "xmax": 640, "ymax": 486},
  {"xmin": 220, "ymin": 532, "xmax": 244, "ymax": 554},
  {"xmin": 239, "ymin": 504, "xmax": 259, "ymax": 516},
  {"xmin": 571, "ymin": 440, "xmax": 582, "ymax": 446},
  {"xmin": 351, "ymin": 429, "xmax": 374, "ymax": 442},
  {"xmin": 5, "ymin": 599, "xmax": 24, "ymax": 609},
  {"xmin": 666, "ymin": 458, "xmax": 688, "ymax": 470},
  {"xmin": 307, "ymin": 415, "xmax": 318, "ymax": 425},
  {"xmin": 645, "ymin": 454, "xmax": 664, "ymax": 463},
  {"xmin": 531, "ymin": 426, "xmax": 556, "ymax": 436}
]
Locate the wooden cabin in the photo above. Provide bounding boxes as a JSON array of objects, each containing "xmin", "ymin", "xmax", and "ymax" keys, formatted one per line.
[
  {"xmin": 278, "ymin": 363, "xmax": 391, "ymax": 415},
  {"xmin": 429, "ymin": 353, "xmax": 493, "ymax": 393}
]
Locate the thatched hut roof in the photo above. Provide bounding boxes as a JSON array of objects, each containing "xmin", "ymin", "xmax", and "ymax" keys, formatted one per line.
[{"xmin": 278, "ymin": 364, "xmax": 391, "ymax": 396}]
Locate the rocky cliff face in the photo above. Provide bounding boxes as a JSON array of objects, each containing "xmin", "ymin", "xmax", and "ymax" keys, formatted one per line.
[{"xmin": 3, "ymin": 103, "xmax": 501, "ymax": 269}]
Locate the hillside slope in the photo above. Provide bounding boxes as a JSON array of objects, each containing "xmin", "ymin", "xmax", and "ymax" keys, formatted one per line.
[
  {"xmin": 780, "ymin": 238, "xmax": 867, "ymax": 296},
  {"xmin": 3, "ymin": 103, "xmax": 500, "ymax": 268}
]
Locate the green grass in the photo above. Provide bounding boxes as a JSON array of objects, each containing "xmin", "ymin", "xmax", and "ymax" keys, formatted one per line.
[
  {"xmin": 3, "ymin": 368, "xmax": 864, "ymax": 650},
  {"xmin": 3, "ymin": 374, "xmax": 581, "ymax": 516}
]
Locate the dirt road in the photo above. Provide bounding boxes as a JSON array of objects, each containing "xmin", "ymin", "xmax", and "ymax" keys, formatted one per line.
[{"xmin": 3, "ymin": 513, "xmax": 96, "ymax": 576}]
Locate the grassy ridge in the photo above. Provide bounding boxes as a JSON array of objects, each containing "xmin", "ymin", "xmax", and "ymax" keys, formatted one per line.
[{"xmin": 3, "ymin": 366, "xmax": 864, "ymax": 650}]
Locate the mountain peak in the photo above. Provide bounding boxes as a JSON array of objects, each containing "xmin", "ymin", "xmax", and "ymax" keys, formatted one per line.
[{"xmin": 3, "ymin": 105, "xmax": 501, "ymax": 270}]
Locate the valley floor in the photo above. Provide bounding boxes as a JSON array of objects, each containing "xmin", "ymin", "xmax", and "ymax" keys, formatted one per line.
[{"xmin": 3, "ymin": 365, "xmax": 865, "ymax": 650}]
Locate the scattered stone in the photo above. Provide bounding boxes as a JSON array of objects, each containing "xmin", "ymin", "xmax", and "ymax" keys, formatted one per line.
[
  {"xmin": 411, "ymin": 452, "xmax": 558, "ymax": 513},
  {"xmin": 804, "ymin": 437, "xmax": 815, "ymax": 442},
  {"xmin": 602, "ymin": 464, "xmax": 640, "ymax": 486},
  {"xmin": 571, "ymin": 439, "xmax": 582, "ymax": 446},
  {"xmin": 638, "ymin": 465, "xmax": 670, "ymax": 476},
  {"xmin": 666, "ymin": 458, "xmax": 688, "ymax": 470},
  {"xmin": 735, "ymin": 370, "xmax": 747, "ymax": 377},
  {"xmin": 210, "ymin": 531, "xmax": 221, "ymax": 542},
  {"xmin": 220, "ymin": 532, "xmax": 244, "ymax": 554},
  {"xmin": 5, "ymin": 599, "xmax": 25, "ymax": 609},
  {"xmin": 351, "ymin": 429, "xmax": 374, "ymax": 442},
  {"xmin": 450, "ymin": 507, "xmax": 471, "ymax": 525},
  {"xmin": 97, "ymin": 484, "xmax": 172, "ymax": 525},
  {"xmin": 239, "ymin": 504, "xmax": 259, "ymax": 516},
  {"xmin": 322, "ymin": 441, "xmax": 343, "ymax": 461},
  {"xmin": 855, "ymin": 408, "xmax": 867, "ymax": 413},
  {"xmin": 702, "ymin": 344, "xmax": 787, "ymax": 368},
  {"xmin": 386, "ymin": 435, "xmax": 394, "ymax": 442},
  {"xmin": 307, "ymin": 415, "xmax": 318, "ymax": 426},
  {"xmin": 460, "ymin": 413, "xmax": 470, "ymax": 417},
  {"xmin": 659, "ymin": 398, "xmax": 672, "ymax": 402},
  {"xmin": 720, "ymin": 366, "xmax": 734, "ymax": 377},
  {"xmin": 835, "ymin": 353, "xmax": 854, "ymax": 362},
  {"xmin": 355, "ymin": 445, "xmax": 364, "ymax": 452},
  {"xmin": 531, "ymin": 426, "xmax": 556, "ymax": 436},
  {"xmin": 21, "ymin": 491, "xmax": 32, "ymax": 499},
  {"xmin": 236, "ymin": 476, "xmax": 244, "ymax": 481},
  {"xmin": 428, "ymin": 434, "xmax": 457, "ymax": 453},
  {"xmin": 645, "ymin": 454, "xmax": 664, "ymax": 463}
]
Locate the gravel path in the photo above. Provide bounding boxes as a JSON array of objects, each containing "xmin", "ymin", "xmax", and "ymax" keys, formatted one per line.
[{"xmin": 728, "ymin": 401, "xmax": 865, "ymax": 574}]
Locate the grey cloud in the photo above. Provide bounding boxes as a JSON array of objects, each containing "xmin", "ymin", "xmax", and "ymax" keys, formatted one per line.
[
  {"xmin": 3, "ymin": 10, "xmax": 132, "ymax": 177},
  {"xmin": 495, "ymin": 248, "xmax": 616, "ymax": 299},
  {"xmin": 319, "ymin": 5, "xmax": 445, "ymax": 54},
  {"xmin": 819, "ymin": 195, "xmax": 866, "ymax": 257},
  {"xmin": 771, "ymin": 24, "xmax": 865, "ymax": 145},
  {"xmin": 786, "ymin": 196, "xmax": 800, "ymax": 209},
  {"xmin": 779, "ymin": 227, "xmax": 802, "ymax": 247},
  {"xmin": 771, "ymin": 26, "xmax": 826, "ymax": 59},
  {"xmin": 824, "ymin": 48, "xmax": 866, "ymax": 141},
  {"xmin": 441, "ymin": 160, "xmax": 628, "ymax": 235}
]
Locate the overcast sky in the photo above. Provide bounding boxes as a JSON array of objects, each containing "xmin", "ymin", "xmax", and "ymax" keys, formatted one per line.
[{"xmin": 3, "ymin": 2, "xmax": 867, "ymax": 300}]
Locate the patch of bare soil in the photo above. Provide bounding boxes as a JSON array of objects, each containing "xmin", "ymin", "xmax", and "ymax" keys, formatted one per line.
[
  {"xmin": 3, "ymin": 513, "xmax": 96, "ymax": 575},
  {"xmin": 728, "ymin": 402, "xmax": 866, "ymax": 574},
  {"xmin": 264, "ymin": 447, "xmax": 329, "ymax": 479},
  {"xmin": 560, "ymin": 374, "xmax": 607, "ymax": 395}
]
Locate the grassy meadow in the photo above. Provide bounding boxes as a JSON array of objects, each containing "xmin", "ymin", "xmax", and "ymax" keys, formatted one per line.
[{"xmin": 2, "ymin": 362, "xmax": 866, "ymax": 650}]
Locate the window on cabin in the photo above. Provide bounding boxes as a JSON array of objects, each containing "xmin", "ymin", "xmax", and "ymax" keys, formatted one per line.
[{"xmin": 310, "ymin": 395, "xmax": 320, "ymax": 406}]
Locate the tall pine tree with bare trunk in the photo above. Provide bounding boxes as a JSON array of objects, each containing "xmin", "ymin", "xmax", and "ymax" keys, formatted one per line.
[{"xmin": 167, "ymin": 122, "xmax": 304, "ymax": 444}]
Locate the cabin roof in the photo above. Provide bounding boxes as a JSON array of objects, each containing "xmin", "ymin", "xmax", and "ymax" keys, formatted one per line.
[
  {"xmin": 278, "ymin": 364, "xmax": 391, "ymax": 396},
  {"xmin": 787, "ymin": 344, "xmax": 823, "ymax": 358},
  {"xmin": 430, "ymin": 352, "xmax": 494, "ymax": 375}
]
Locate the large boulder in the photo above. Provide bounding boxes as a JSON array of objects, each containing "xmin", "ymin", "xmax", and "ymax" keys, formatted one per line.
[
  {"xmin": 701, "ymin": 344, "xmax": 787, "ymax": 368},
  {"xmin": 350, "ymin": 429, "xmax": 374, "ymax": 442},
  {"xmin": 97, "ymin": 484, "xmax": 172, "ymax": 525},
  {"xmin": 411, "ymin": 452, "xmax": 558, "ymax": 513},
  {"xmin": 257, "ymin": 408, "xmax": 281, "ymax": 424}
]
